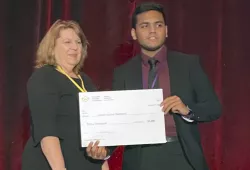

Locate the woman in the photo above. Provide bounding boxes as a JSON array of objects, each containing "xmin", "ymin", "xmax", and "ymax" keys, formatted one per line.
[{"xmin": 22, "ymin": 20, "xmax": 110, "ymax": 170}]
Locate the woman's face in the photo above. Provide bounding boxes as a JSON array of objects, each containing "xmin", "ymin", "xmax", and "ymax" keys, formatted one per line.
[{"xmin": 54, "ymin": 28, "xmax": 83, "ymax": 69}]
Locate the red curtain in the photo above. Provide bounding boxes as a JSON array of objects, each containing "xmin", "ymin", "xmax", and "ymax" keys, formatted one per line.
[
  {"xmin": 0, "ymin": 0, "xmax": 6, "ymax": 169},
  {"xmin": 0, "ymin": 0, "xmax": 249, "ymax": 170}
]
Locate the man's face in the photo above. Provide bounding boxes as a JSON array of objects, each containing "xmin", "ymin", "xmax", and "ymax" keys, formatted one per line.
[{"xmin": 131, "ymin": 10, "xmax": 167, "ymax": 52}]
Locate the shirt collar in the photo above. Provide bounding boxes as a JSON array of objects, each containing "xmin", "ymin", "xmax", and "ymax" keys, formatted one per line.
[{"xmin": 141, "ymin": 45, "xmax": 167, "ymax": 66}]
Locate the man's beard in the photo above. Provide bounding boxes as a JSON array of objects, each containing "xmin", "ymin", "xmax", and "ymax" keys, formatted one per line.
[{"xmin": 140, "ymin": 41, "xmax": 165, "ymax": 52}]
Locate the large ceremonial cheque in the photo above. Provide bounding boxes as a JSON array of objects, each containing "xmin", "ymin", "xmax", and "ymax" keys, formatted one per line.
[{"xmin": 78, "ymin": 89, "xmax": 167, "ymax": 147}]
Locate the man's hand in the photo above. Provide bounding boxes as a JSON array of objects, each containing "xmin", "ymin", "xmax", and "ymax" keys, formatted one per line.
[
  {"xmin": 161, "ymin": 96, "xmax": 189, "ymax": 116},
  {"xmin": 86, "ymin": 141, "xmax": 109, "ymax": 160}
]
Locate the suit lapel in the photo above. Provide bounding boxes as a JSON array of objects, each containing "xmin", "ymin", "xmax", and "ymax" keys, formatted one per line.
[
  {"xmin": 167, "ymin": 51, "xmax": 184, "ymax": 124},
  {"xmin": 167, "ymin": 51, "xmax": 179, "ymax": 96},
  {"xmin": 125, "ymin": 56, "xmax": 143, "ymax": 90}
]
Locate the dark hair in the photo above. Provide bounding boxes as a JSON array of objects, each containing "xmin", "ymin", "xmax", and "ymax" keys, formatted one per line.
[{"xmin": 132, "ymin": 2, "xmax": 167, "ymax": 29}]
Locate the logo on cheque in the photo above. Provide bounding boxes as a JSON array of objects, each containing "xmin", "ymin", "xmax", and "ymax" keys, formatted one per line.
[{"xmin": 81, "ymin": 96, "xmax": 89, "ymax": 102}]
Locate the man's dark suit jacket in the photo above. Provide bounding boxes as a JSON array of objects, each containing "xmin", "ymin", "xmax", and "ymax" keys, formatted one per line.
[{"xmin": 112, "ymin": 51, "xmax": 222, "ymax": 170}]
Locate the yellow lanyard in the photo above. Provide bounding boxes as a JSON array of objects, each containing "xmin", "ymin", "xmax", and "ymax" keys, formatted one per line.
[{"xmin": 56, "ymin": 66, "xmax": 87, "ymax": 92}]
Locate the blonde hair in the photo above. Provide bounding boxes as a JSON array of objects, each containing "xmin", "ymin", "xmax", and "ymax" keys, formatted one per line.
[{"xmin": 35, "ymin": 19, "xmax": 88, "ymax": 74}]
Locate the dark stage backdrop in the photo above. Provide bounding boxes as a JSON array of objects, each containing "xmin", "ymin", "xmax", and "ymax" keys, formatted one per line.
[{"xmin": 0, "ymin": 0, "xmax": 249, "ymax": 170}]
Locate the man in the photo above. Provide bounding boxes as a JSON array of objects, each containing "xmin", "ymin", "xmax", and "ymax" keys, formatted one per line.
[{"xmin": 112, "ymin": 2, "xmax": 222, "ymax": 170}]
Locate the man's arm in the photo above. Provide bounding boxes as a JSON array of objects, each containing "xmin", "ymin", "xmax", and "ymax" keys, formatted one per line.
[
  {"xmin": 112, "ymin": 67, "xmax": 139, "ymax": 150},
  {"xmin": 184, "ymin": 55, "xmax": 222, "ymax": 122}
]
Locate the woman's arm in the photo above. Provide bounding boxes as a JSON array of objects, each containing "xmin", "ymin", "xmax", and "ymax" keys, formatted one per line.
[
  {"xmin": 41, "ymin": 136, "xmax": 66, "ymax": 170},
  {"xmin": 27, "ymin": 68, "xmax": 66, "ymax": 169},
  {"xmin": 102, "ymin": 161, "xmax": 109, "ymax": 170}
]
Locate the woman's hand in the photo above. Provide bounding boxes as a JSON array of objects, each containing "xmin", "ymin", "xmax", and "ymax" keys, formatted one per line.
[{"xmin": 86, "ymin": 141, "xmax": 109, "ymax": 160}]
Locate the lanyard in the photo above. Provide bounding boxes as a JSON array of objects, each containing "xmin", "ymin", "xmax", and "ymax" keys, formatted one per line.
[
  {"xmin": 151, "ymin": 74, "xmax": 158, "ymax": 89},
  {"xmin": 56, "ymin": 66, "xmax": 87, "ymax": 92}
]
